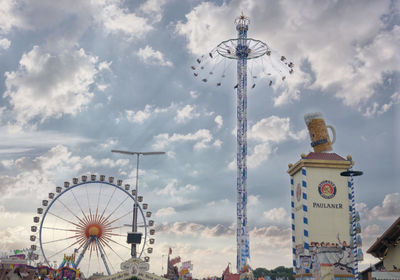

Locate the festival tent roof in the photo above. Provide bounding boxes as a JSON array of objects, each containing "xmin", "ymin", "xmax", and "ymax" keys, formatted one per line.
[{"xmin": 367, "ymin": 217, "xmax": 400, "ymax": 258}]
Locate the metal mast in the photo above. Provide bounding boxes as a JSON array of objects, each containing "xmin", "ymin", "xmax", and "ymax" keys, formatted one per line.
[
  {"xmin": 208, "ymin": 14, "xmax": 293, "ymax": 273},
  {"xmin": 235, "ymin": 15, "xmax": 250, "ymax": 273},
  {"xmin": 215, "ymin": 14, "xmax": 267, "ymax": 273}
]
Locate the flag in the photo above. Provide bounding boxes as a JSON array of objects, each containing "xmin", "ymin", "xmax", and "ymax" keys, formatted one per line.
[
  {"xmin": 169, "ymin": 248, "xmax": 172, "ymax": 255},
  {"xmin": 222, "ymin": 263, "xmax": 230, "ymax": 280},
  {"xmin": 170, "ymin": 256, "xmax": 181, "ymax": 266}
]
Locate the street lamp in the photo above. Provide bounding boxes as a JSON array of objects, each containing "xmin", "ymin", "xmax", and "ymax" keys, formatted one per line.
[
  {"xmin": 162, "ymin": 254, "xmax": 166, "ymax": 275},
  {"xmin": 111, "ymin": 149, "xmax": 165, "ymax": 258},
  {"xmin": 340, "ymin": 156, "xmax": 363, "ymax": 280}
]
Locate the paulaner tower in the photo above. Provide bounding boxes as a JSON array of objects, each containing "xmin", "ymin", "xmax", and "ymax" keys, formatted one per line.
[{"xmin": 288, "ymin": 113, "xmax": 363, "ymax": 280}]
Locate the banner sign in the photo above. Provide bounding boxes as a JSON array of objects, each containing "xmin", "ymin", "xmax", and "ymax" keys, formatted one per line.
[
  {"xmin": 181, "ymin": 261, "xmax": 192, "ymax": 269},
  {"xmin": 170, "ymin": 257, "xmax": 181, "ymax": 266}
]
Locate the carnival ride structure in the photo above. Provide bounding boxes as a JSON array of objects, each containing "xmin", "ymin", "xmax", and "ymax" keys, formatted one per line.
[
  {"xmin": 192, "ymin": 14, "xmax": 293, "ymax": 273},
  {"xmin": 30, "ymin": 175, "xmax": 156, "ymax": 277}
]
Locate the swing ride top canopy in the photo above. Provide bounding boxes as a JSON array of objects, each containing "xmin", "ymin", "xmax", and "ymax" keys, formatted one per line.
[{"xmin": 216, "ymin": 38, "xmax": 271, "ymax": 60}]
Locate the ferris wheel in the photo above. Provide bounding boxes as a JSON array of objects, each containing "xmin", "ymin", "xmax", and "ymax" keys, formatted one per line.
[{"xmin": 29, "ymin": 175, "xmax": 156, "ymax": 276}]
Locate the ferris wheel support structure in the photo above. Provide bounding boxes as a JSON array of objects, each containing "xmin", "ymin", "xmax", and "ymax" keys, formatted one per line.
[{"xmin": 30, "ymin": 175, "xmax": 157, "ymax": 276}]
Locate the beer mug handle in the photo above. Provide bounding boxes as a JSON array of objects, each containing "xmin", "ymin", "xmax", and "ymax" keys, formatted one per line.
[{"xmin": 327, "ymin": 125, "xmax": 336, "ymax": 144}]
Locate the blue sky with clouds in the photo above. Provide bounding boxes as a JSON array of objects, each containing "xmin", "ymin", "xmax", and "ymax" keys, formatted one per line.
[{"xmin": 0, "ymin": 0, "xmax": 399, "ymax": 277}]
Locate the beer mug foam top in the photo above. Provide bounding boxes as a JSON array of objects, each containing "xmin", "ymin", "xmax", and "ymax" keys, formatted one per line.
[{"xmin": 304, "ymin": 112, "xmax": 336, "ymax": 153}]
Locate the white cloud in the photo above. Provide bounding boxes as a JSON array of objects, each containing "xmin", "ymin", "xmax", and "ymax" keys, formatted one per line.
[
  {"xmin": 189, "ymin": 90, "xmax": 199, "ymax": 99},
  {"xmin": 175, "ymin": 104, "xmax": 200, "ymax": 123},
  {"xmin": 212, "ymin": 139, "xmax": 222, "ymax": 148},
  {"xmin": 153, "ymin": 129, "xmax": 214, "ymax": 150},
  {"xmin": 214, "ymin": 115, "xmax": 223, "ymax": 129},
  {"xmin": 359, "ymin": 193, "xmax": 400, "ymax": 221},
  {"xmin": 137, "ymin": 45, "xmax": 173, "ymax": 67},
  {"xmin": 248, "ymin": 195, "xmax": 260, "ymax": 206},
  {"xmin": 0, "ymin": 126, "xmax": 92, "ymax": 148},
  {"xmin": 175, "ymin": 1, "xmax": 235, "ymax": 55},
  {"xmin": 0, "ymin": 37, "xmax": 10, "ymax": 49},
  {"xmin": 4, "ymin": 46, "xmax": 104, "ymax": 124},
  {"xmin": 0, "ymin": 226, "xmax": 29, "ymax": 252},
  {"xmin": 0, "ymin": 0, "xmax": 23, "ymax": 34},
  {"xmin": 126, "ymin": 105, "xmax": 152, "ymax": 124},
  {"xmin": 247, "ymin": 143, "xmax": 275, "ymax": 169},
  {"xmin": 263, "ymin": 207, "xmax": 289, "ymax": 222},
  {"xmin": 123, "ymin": 103, "xmax": 177, "ymax": 124},
  {"xmin": 100, "ymin": 138, "xmax": 118, "ymax": 149},
  {"xmin": 230, "ymin": 115, "xmax": 306, "ymax": 169},
  {"xmin": 0, "ymin": 145, "xmax": 129, "ymax": 200},
  {"xmin": 156, "ymin": 180, "xmax": 197, "ymax": 197},
  {"xmin": 176, "ymin": 0, "xmax": 399, "ymax": 113},
  {"xmin": 0, "ymin": 0, "xmax": 155, "ymax": 45},
  {"xmin": 98, "ymin": 60, "xmax": 112, "ymax": 71},
  {"xmin": 99, "ymin": 1, "xmax": 153, "ymax": 39},
  {"xmin": 155, "ymin": 207, "xmax": 176, "ymax": 217},
  {"xmin": 156, "ymin": 222, "xmax": 234, "ymax": 237},
  {"xmin": 364, "ymin": 92, "xmax": 400, "ymax": 117},
  {"xmin": 249, "ymin": 115, "xmax": 307, "ymax": 142},
  {"xmin": 139, "ymin": 0, "xmax": 167, "ymax": 23}
]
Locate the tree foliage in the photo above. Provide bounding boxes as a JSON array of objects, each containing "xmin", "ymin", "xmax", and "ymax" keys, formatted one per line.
[{"xmin": 253, "ymin": 266, "xmax": 294, "ymax": 280}]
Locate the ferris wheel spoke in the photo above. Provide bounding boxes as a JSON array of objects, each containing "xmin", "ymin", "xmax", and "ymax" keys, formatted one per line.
[
  {"xmin": 99, "ymin": 238, "xmax": 124, "ymax": 261},
  {"xmin": 107, "ymin": 233, "xmax": 127, "ymax": 237},
  {"xmin": 107, "ymin": 225, "xmax": 130, "ymax": 231},
  {"xmin": 102, "ymin": 196, "xmax": 130, "ymax": 224},
  {"xmin": 99, "ymin": 187, "xmax": 117, "ymax": 223},
  {"xmin": 70, "ymin": 189, "xmax": 91, "ymax": 225},
  {"xmin": 47, "ymin": 211, "xmax": 83, "ymax": 228},
  {"xmin": 104, "ymin": 208, "xmax": 133, "ymax": 227},
  {"xmin": 47, "ymin": 238, "xmax": 82, "ymax": 260},
  {"xmin": 42, "ymin": 234, "xmax": 78, "ymax": 245},
  {"xmin": 42, "ymin": 226, "xmax": 80, "ymax": 232},
  {"xmin": 56, "ymin": 198, "xmax": 86, "ymax": 226},
  {"xmin": 102, "ymin": 235, "xmax": 131, "ymax": 251},
  {"xmin": 95, "ymin": 183, "xmax": 103, "ymax": 220},
  {"xmin": 85, "ymin": 184, "xmax": 94, "ymax": 224}
]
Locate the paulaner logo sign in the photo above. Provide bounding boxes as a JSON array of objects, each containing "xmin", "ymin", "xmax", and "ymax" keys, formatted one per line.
[{"xmin": 318, "ymin": 180, "xmax": 336, "ymax": 199}]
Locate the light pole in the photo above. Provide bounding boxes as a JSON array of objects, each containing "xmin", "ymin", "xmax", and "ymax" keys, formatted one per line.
[
  {"xmin": 340, "ymin": 157, "xmax": 363, "ymax": 280},
  {"xmin": 162, "ymin": 254, "xmax": 166, "ymax": 275},
  {"xmin": 111, "ymin": 150, "xmax": 165, "ymax": 258}
]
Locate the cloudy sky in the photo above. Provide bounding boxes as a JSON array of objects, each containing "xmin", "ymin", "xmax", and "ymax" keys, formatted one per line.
[{"xmin": 0, "ymin": 0, "xmax": 399, "ymax": 278}]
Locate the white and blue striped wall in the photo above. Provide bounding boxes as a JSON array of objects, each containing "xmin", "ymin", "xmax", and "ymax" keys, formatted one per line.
[
  {"xmin": 290, "ymin": 175, "xmax": 296, "ymax": 274},
  {"xmin": 301, "ymin": 167, "xmax": 310, "ymax": 274}
]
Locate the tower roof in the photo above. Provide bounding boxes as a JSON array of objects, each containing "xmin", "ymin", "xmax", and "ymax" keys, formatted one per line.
[
  {"xmin": 305, "ymin": 152, "xmax": 347, "ymax": 161},
  {"xmin": 287, "ymin": 152, "xmax": 351, "ymax": 175}
]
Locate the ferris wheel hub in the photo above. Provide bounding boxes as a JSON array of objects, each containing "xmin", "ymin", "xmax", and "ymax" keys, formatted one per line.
[{"xmin": 86, "ymin": 224, "xmax": 103, "ymax": 238}]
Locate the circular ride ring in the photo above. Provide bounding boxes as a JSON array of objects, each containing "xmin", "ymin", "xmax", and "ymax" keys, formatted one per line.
[
  {"xmin": 216, "ymin": 38, "xmax": 271, "ymax": 60},
  {"xmin": 33, "ymin": 177, "xmax": 153, "ymax": 276}
]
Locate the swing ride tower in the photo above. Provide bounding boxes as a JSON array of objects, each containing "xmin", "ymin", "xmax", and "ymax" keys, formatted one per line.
[
  {"xmin": 191, "ymin": 13, "xmax": 293, "ymax": 273},
  {"xmin": 215, "ymin": 14, "xmax": 273, "ymax": 273}
]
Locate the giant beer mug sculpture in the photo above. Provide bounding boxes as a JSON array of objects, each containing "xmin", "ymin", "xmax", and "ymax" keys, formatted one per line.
[{"xmin": 304, "ymin": 112, "xmax": 336, "ymax": 152}]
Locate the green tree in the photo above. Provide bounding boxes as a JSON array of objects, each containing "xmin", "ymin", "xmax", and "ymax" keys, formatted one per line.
[
  {"xmin": 253, "ymin": 268, "xmax": 269, "ymax": 279},
  {"xmin": 253, "ymin": 267, "xmax": 294, "ymax": 280}
]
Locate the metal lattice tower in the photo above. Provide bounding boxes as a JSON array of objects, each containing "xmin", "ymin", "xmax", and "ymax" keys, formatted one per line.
[
  {"xmin": 188, "ymin": 13, "xmax": 294, "ymax": 273},
  {"xmin": 215, "ymin": 14, "xmax": 272, "ymax": 273}
]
